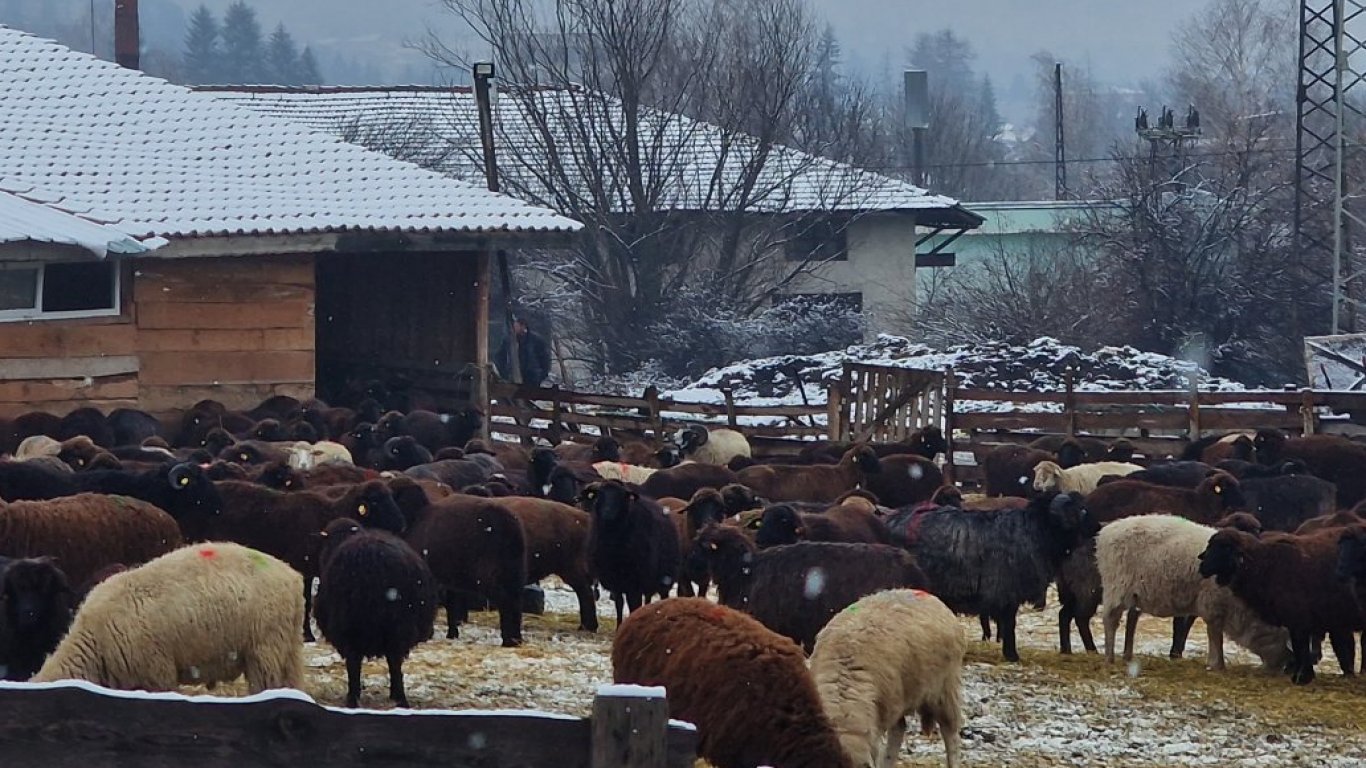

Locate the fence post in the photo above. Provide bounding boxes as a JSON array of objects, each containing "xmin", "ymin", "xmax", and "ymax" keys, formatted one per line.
[
  {"xmin": 591, "ymin": 686, "xmax": 669, "ymax": 768},
  {"xmin": 1302, "ymin": 389, "xmax": 1317, "ymax": 435},
  {"xmin": 1187, "ymin": 373, "xmax": 1201, "ymax": 439},
  {"xmin": 943, "ymin": 368, "xmax": 957, "ymax": 485},
  {"xmin": 826, "ymin": 382, "xmax": 843, "ymax": 441},
  {"xmin": 1063, "ymin": 367, "xmax": 1077, "ymax": 436},
  {"xmin": 549, "ymin": 385, "xmax": 564, "ymax": 446},
  {"xmin": 644, "ymin": 386, "xmax": 664, "ymax": 443},
  {"xmin": 723, "ymin": 388, "xmax": 737, "ymax": 429}
]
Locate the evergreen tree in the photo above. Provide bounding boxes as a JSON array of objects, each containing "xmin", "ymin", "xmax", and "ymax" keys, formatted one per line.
[
  {"xmin": 219, "ymin": 0, "xmax": 264, "ymax": 83},
  {"xmin": 297, "ymin": 45, "xmax": 323, "ymax": 85},
  {"xmin": 265, "ymin": 22, "xmax": 300, "ymax": 85},
  {"xmin": 977, "ymin": 74, "xmax": 1003, "ymax": 138},
  {"xmin": 181, "ymin": 5, "xmax": 221, "ymax": 84}
]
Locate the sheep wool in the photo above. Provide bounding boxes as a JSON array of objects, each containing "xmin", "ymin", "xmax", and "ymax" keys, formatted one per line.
[
  {"xmin": 811, "ymin": 589, "xmax": 966, "ymax": 768},
  {"xmin": 1033, "ymin": 460, "xmax": 1144, "ymax": 495},
  {"xmin": 34, "ymin": 542, "xmax": 304, "ymax": 694},
  {"xmin": 590, "ymin": 461, "xmax": 658, "ymax": 485}
]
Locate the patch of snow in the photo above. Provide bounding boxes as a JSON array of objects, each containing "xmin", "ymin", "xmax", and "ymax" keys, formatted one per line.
[{"xmin": 595, "ymin": 683, "xmax": 666, "ymax": 699}]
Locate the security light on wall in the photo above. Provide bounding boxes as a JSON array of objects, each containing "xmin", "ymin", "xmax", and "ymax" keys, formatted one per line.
[{"xmin": 474, "ymin": 62, "xmax": 495, "ymax": 78}]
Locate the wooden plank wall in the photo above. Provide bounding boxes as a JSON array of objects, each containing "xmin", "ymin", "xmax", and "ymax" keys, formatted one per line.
[{"xmin": 132, "ymin": 255, "xmax": 316, "ymax": 412}]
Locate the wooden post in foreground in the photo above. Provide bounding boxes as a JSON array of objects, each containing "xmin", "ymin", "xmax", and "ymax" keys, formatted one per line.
[{"xmin": 591, "ymin": 685, "xmax": 670, "ymax": 768}]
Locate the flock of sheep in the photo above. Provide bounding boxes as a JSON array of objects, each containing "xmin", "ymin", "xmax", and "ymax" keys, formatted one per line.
[{"xmin": 1, "ymin": 396, "xmax": 1366, "ymax": 768}]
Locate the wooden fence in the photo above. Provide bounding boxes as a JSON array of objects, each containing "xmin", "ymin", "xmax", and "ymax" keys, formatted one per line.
[{"xmin": 0, "ymin": 682, "xmax": 697, "ymax": 768}]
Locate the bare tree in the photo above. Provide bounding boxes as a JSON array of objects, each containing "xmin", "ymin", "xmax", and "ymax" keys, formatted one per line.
[{"xmin": 423, "ymin": 0, "xmax": 882, "ymax": 373}]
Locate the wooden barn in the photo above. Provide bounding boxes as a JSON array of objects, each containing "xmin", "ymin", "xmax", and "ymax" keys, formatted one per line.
[{"xmin": 0, "ymin": 26, "xmax": 578, "ymax": 420}]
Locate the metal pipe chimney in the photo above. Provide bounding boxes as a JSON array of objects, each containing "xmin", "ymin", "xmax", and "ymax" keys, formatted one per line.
[{"xmin": 114, "ymin": 0, "xmax": 139, "ymax": 70}]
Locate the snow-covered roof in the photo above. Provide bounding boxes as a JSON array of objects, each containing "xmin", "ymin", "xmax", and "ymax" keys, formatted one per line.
[
  {"xmin": 0, "ymin": 190, "xmax": 165, "ymax": 257},
  {"xmin": 0, "ymin": 27, "xmax": 580, "ymax": 245},
  {"xmin": 203, "ymin": 85, "xmax": 982, "ymax": 226}
]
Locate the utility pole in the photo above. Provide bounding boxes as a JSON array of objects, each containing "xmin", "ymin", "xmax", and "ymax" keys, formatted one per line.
[
  {"xmin": 1134, "ymin": 104, "xmax": 1201, "ymax": 192},
  {"xmin": 904, "ymin": 70, "xmax": 929, "ymax": 187},
  {"xmin": 472, "ymin": 62, "xmax": 516, "ymax": 429},
  {"xmin": 1054, "ymin": 62, "xmax": 1067, "ymax": 200}
]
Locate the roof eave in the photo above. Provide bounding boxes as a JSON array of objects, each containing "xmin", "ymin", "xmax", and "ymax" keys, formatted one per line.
[{"xmin": 145, "ymin": 227, "xmax": 580, "ymax": 259}]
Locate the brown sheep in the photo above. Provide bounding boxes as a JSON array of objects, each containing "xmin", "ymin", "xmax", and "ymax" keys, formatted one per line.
[
  {"xmin": 1295, "ymin": 506, "xmax": 1365, "ymax": 534},
  {"xmin": 0, "ymin": 494, "xmax": 183, "ymax": 587},
  {"xmin": 485, "ymin": 496, "xmax": 598, "ymax": 632},
  {"xmin": 753, "ymin": 502, "xmax": 893, "ymax": 549},
  {"xmin": 863, "ymin": 453, "xmax": 943, "ymax": 507},
  {"xmin": 612, "ymin": 597, "xmax": 855, "ymax": 768},
  {"xmin": 1254, "ymin": 429, "xmax": 1366, "ymax": 507},
  {"xmin": 639, "ymin": 462, "xmax": 739, "ymax": 501},
  {"xmin": 735, "ymin": 445, "xmax": 881, "ymax": 503},
  {"xmin": 1084, "ymin": 471, "xmax": 1245, "ymax": 525},
  {"xmin": 981, "ymin": 444, "xmax": 1053, "ymax": 498}
]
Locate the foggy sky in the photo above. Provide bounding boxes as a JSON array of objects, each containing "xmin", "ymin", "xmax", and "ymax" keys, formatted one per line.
[{"xmin": 172, "ymin": 0, "xmax": 1201, "ymax": 121}]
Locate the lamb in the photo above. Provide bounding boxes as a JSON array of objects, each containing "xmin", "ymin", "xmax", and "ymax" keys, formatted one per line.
[
  {"xmin": 579, "ymin": 480, "xmax": 680, "ymax": 625},
  {"xmin": 612, "ymin": 597, "xmax": 854, "ymax": 768},
  {"xmin": 810, "ymin": 589, "xmax": 965, "ymax": 768},
  {"xmin": 313, "ymin": 518, "xmax": 438, "ymax": 708},
  {"xmin": 208, "ymin": 479, "xmax": 407, "ymax": 641},
  {"xmin": 863, "ymin": 454, "xmax": 943, "ymax": 507},
  {"xmin": 1098, "ymin": 515, "xmax": 1291, "ymax": 671},
  {"xmin": 639, "ymin": 461, "xmax": 738, "ymax": 502},
  {"xmin": 385, "ymin": 480, "xmax": 528, "ymax": 646},
  {"xmin": 753, "ymin": 502, "xmax": 892, "ymax": 549},
  {"xmin": 907, "ymin": 492, "xmax": 1096, "ymax": 661},
  {"xmin": 690, "ymin": 524, "xmax": 928, "ymax": 652},
  {"xmin": 1082, "ymin": 471, "xmax": 1244, "ymax": 525},
  {"xmin": 1032, "ymin": 460, "xmax": 1144, "ymax": 495},
  {"xmin": 980, "ymin": 444, "xmax": 1053, "ymax": 497},
  {"xmin": 486, "ymin": 496, "xmax": 599, "ymax": 632},
  {"xmin": 1253, "ymin": 428, "xmax": 1366, "ymax": 507},
  {"xmin": 1199, "ymin": 527, "xmax": 1365, "ymax": 683},
  {"xmin": 673, "ymin": 424, "xmax": 752, "ymax": 466},
  {"xmin": 0, "ymin": 494, "xmax": 184, "ymax": 588},
  {"xmin": 0, "ymin": 556, "xmax": 75, "ymax": 680},
  {"xmin": 735, "ymin": 446, "xmax": 881, "ymax": 503},
  {"xmin": 33, "ymin": 541, "xmax": 304, "ymax": 694}
]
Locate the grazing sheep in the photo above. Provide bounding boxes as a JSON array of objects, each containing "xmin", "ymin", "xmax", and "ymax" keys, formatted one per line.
[
  {"xmin": 209, "ymin": 479, "xmax": 407, "ymax": 641},
  {"xmin": 736, "ymin": 446, "xmax": 881, "ymax": 504},
  {"xmin": 0, "ymin": 494, "xmax": 183, "ymax": 588},
  {"xmin": 386, "ymin": 480, "xmax": 528, "ymax": 647},
  {"xmin": 0, "ymin": 557, "xmax": 75, "ymax": 680},
  {"xmin": 33, "ymin": 542, "xmax": 304, "ymax": 694},
  {"xmin": 753, "ymin": 502, "xmax": 892, "ymax": 549},
  {"xmin": 1253, "ymin": 429, "xmax": 1366, "ymax": 507},
  {"xmin": 1098, "ymin": 515, "xmax": 1291, "ymax": 671},
  {"xmin": 981, "ymin": 444, "xmax": 1053, "ymax": 498},
  {"xmin": 691, "ymin": 524, "xmax": 928, "ymax": 652},
  {"xmin": 1083, "ymin": 472, "xmax": 1244, "ymax": 525},
  {"xmin": 908, "ymin": 492, "xmax": 1096, "ymax": 661},
  {"xmin": 673, "ymin": 424, "xmax": 752, "ymax": 466},
  {"xmin": 863, "ymin": 454, "xmax": 943, "ymax": 507},
  {"xmin": 639, "ymin": 461, "xmax": 738, "ymax": 502},
  {"xmin": 487, "ymin": 496, "xmax": 598, "ymax": 632},
  {"xmin": 314, "ymin": 518, "xmax": 438, "ymax": 708},
  {"xmin": 811, "ymin": 589, "xmax": 965, "ymax": 768},
  {"xmin": 612, "ymin": 597, "xmax": 854, "ymax": 768},
  {"xmin": 1033, "ymin": 460, "xmax": 1143, "ymax": 495},
  {"xmin": 580, "ymin": 480, "xmax": 680, "ymax": 625},
  {"xmin": 1199, "ymin": 527, "xmax": 1364, "ymax": 684}
]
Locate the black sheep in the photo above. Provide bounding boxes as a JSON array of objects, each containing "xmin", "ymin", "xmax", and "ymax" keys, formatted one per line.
[
  {"xmin": 1239, "ymin": 474, "xmax": 1337, "ymax": 532},
  {"xmin": 0, "ymin": 556, "xmax": 75, "ymax": 680},
  {"xmin": 56, "ymin": 407, "xmax": 115, "ymax": 449},
  {"xmin": 1215, "ymin": 459, "xmax": 1308, "ymax": 479},
  {"xmin": 379, "ymin": 436, "xmax": 433, "ymax": 471},
  {"xmin": 1104, "ymin": 461, "xmax": 1213, "ymax": 489},
  {"xmin": 314, "ymin": 518, "xmax": 438, "ymax": 708},
  {"xmin": 580, "ymin": 480, "xmax": 680, "ymax": 625},
  {"xmin": 690, "ymin": 524, "xmax": 929, "ymax": 652},
  {"xmin": 247, "ymin": 395, "xmax": 303, "ymax": 422},
  {"xmin": 1253, "ymin": 429, "xmax": 1366, "ymax": 507},
  {"xmin": 403, "ymin": 458, "xmax": 491, "ymax": 490},
  {"xmin": 753, "ymin": 503, "xmax": 891, "ymax": 549},
  {"xmin": 909, "ymin": 491, "xmax": 1097, "ymax": 662}
]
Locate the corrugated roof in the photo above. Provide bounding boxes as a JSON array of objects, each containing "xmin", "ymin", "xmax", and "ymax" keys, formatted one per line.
[
  {"xmin": 0, "ymin": 28, "xmax": 580, "ymax": 243},
  {"xmin": 204, "ymin": 85, "xmax": 979, "ymax": 220},
  {"xmin": 0, "ymin": 190, "xmax": 163, "ymax": 257}
]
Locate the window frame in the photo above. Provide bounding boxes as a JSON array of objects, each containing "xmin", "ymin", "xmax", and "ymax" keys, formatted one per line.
[
  {"xmin": 0, "ymin": 260, "xmax": 122, "ymax": 323},
  {"xmin": 783, "ymin": 217, "xmax": 851, "ymax": 263}
]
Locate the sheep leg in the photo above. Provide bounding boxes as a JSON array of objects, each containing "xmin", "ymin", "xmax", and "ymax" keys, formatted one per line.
[
  {"xmin": 880, "ymin": 715, "xmax": 908, "ymax": 768},
  {"xmin": 443, "ymin": 590, "xmax": 464, "ymax": 639},
  {"xmin": 1122, "ymin": 608, "xmax": 1140, "ymax": 662},
  {"xmin": 1289, "ymin": 631, "xmax": 1316, "ymax": 685},
  {"xmin": 1057, "ymin": 603, "xmax": 1073, "ymax": 654},
  {"xmin": 1102, "ymin": 604, "xmax": 1123, "ymax": 663},
  {"xmin": 697, "ymin": 575, "xmax": 710, "ymax": 600},
  {"xmin": 612, "ymin": 592, "xmax": 625, "ymax": 626},
  {"xmin": 386, "ymin": 653, "xmax": 409, "ymax": 708},
  {"xmin": 1205, "ymin": 621, "xmax": 1225, "ymax": 671},
  {"xmin": 1169, "ymin": 616, "xmax": 1195, "ymax": 659},
  {"xmin": 997, "ymin": 609, "xmax": 1020, "ymax": 662},
  {"xmin": 626, "ymin": 592, "xmax": 644, "ymax": 617},
  {"xmin": 569, "ymin": 578, "xmax": 599, "ymax": 633},
  {"xmin": 302, "ymin": 576, "xmax": 316, "ymax": 642},
  {"xmin": 1328, "ymin": 630, "xmax": 1356, "ymax": 677},
  {"xmin": 497, "ymin": 591, "xmax": 525, "ymax": 648},
  {"xmin": 677, "ymin": 579, "xmax": 695, "ymax": 598},
  {"xmin": 344, "ymin": 654, "xmax": 363, "ymax": 709},
  {"xmin": 1076, "ymin": 615, "xmax": 1097, "ymax": 654},
  {"xmin": 979, "ymin": 615, "xmax": 992, "ymax": 642}
]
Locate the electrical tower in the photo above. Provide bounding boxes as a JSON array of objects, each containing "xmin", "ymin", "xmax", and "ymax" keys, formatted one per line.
[
  {"xmin": 1295, "ymin": 0, "xmax": 1366, "ymax": 335},
  {"xmin": 1134, "ymin": 104, "xmax": 1201, "ymax": 188}
]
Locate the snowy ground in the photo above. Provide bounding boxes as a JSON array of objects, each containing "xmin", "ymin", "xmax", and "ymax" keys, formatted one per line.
[{"xmin": 248, "ymin": 580, "xmax": 1366, "ymax": 767}]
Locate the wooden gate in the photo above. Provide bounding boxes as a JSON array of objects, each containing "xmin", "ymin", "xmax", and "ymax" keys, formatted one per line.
[{"xmin": 833, "ymin": 363, "xmax": 948, "ymax": 442}]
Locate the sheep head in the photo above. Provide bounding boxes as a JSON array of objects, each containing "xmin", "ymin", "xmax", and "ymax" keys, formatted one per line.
[
  {"xmin": 684, "ymin": 488, "xmax": 728, "ymax": 532},
  {"xmin": 249, "ymin": 419, "xmax": 286, "ymax": 442},
  {"xmin": 580, "ymin": 480, "xmax": 636, "ymax": 526},
  {"xmin": 1215, "ymin": 512, "xmax": 1263, "ymax": 536},
  {"xmin": 316, "ymin": 517, "xmax": 365, "ymax": 569},
  {"xmin": 1040, "ymin": 491, "xmax": 1094, "ymax": 538},
  {"xmin": 930, "ymin": 484, "xmax": 964, "ymax": 507},
  {"xmin": 201, "ymin": 427, "xmax": 236, "ymax": 456},
  {"xmin": 754, "ymin": 505, "xmax": 804, "ymax": 549},
  {"xmin": 386, "ymin": 476, "xmax": 431, "ymax": 521},
  {"xmin": 592, "ymin": 436, "xmax": 622, "ymax": 463},
  {"xmin": 56, "ymin": 436, "xmax": 99, "ymax": 470},
  {"xmin": 845, "ymin": 445, "xmax": 881, "ymax": 474},
  {"xmin": 1198, "ymin": 529, "xmax": 1253, "ymax": 585},
  {"xmin": 1199, "ymin": 472, "xmax": 1245, "ymax": 516},
  {"xmin": 1252, "ymin": 429, "xmax": 1286, "ymax": 466},
  {"xmin": 910, "ymin": 426, "xmax": 947, "ymax": 459},
  {"xmin": 1106, "ymin": 438, "xmax": 1136, "ymax": 462},
  {"xmin": 719, "ymin": 483, "xmax": 761, "ymax": 515},
  {"xmin": 257, "ymin": 461, "xmax": 302, "ymax": 491},
  {"xmin": 1055, "ymin": 440, "xmax": 1087, "ymax": 469},
  {"xmin": 654, "ymin": 444, "xmax": 684, "ymax": 469},
  {"xmin": 382, "ymin": 436, "xmax": 432, "ymax": 471},
  {"xmin": 167, "ymin": 461, "xmax": 222, "ymax": 518},
  {"xmin": 675, "ymin": 424, "xmax": 709, "ymax": 453},
  {"xmin": 1032, "ymin": 461, "xmax": 1064, "ymax": 493},
  {"xmin": 1, "ymin": 557, "xmax": 73, "ymax": 633}
]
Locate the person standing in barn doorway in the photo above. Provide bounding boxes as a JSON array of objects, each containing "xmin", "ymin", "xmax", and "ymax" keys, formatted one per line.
[{"xmin": 498, "ymin": 317, "xmax": 552, "ymax": 387}]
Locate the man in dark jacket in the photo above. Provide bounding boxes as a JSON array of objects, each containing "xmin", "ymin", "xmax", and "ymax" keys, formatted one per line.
[{"xmin": 497, "ymin": 318, "xmax": 552, "ymax": 386}]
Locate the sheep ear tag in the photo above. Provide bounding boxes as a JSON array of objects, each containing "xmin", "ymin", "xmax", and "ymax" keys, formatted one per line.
[
  {"xmin": 709, "ymin": 542, "xmax": 718, "ymax": 550},
  {"xmin": 1214, "ymin": 485, "xmax": 1222, "ymax": 494},
  {"xmin": 357, "ymin": 503, "xmax": 368, "ymax": 517},
  {"xmin": 542, "ymin": 484, "xmax": 552, "ymax": 495},
  {"xmin": 179, "ymin": 476, "xmax": 191, "ymax": 487}
]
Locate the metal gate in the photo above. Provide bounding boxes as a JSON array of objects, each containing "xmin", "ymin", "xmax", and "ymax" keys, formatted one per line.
[{"xmin": 834, "ymin": 363, "xmax": 947, "ymax": 443}]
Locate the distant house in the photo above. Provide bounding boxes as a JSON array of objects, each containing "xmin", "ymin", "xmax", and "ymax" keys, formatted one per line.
[
  {"xmin": 0, "ymin": 27, "xmax": 578, "ymax": 418},
  {"xmin": 202, "ymin": 85, "xmax": 982, "ymax": 341}
]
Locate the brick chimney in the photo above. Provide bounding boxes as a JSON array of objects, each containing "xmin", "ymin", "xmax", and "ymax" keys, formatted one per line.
[{"xmin": 114, "ymin": 0, "xmax": 139, "ymax": 70}]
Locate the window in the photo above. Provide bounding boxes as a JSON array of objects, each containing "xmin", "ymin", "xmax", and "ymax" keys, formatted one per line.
[
  {"xmin": 784, "ymin": 218, "xmax": 849, "ymax": 262},
  {"xmin": 0, "ymin": 261, "xmax": 120, "ymax": 321}
]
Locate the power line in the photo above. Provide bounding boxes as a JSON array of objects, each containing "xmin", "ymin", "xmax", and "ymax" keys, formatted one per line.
[{"xmin": 863, "ymin": 143, "xmax": 1302, "ymax": 172}]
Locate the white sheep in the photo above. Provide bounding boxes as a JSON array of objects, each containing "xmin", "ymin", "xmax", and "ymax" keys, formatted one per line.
[
  {"xmin": 285, "ymin": 440, "xmax": 354, "ymax": 470},
  {"xmin": 33, "ymin": 541, "xmax": 305, "ymax": 694},
  {"xmin": 1097, "ymin": 514, "xmax": 1291, "ymax": 670},
  {"xmin": 1032, "ymin": 460, "xmax": 1143, "ymax": 495},
  {"xmin": 591, "ymin": 460, "xmax": 658, "ymax": 484},
  {"xmin": 810, "ymin": 588, "xmax": 965, "ymax": 768},
  {"xmin": 673, "ymin": 424, "xmax": 751, "ymax": 466},
  {"xmin": 14, "ymin": 435, "xmax": 60, "ymax": 461}
]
